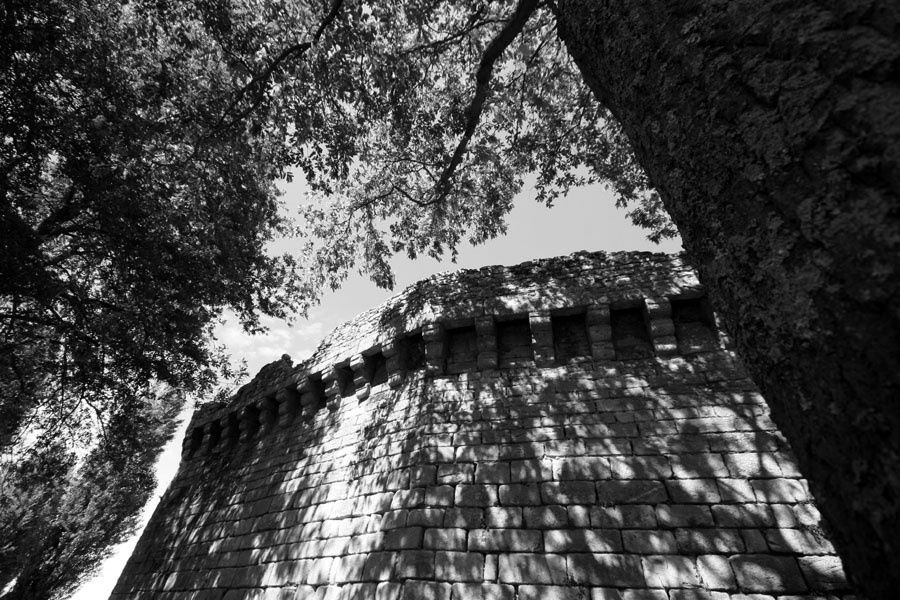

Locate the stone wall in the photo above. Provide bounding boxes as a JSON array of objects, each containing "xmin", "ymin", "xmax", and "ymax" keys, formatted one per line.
[{"xmin": 111, "ymin": 251, "xmax": 856, "ymax": 600}]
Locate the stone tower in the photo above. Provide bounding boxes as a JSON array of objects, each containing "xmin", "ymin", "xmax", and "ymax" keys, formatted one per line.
[{"xmin": 111, "ymin": 252, "xmax": 853, "ymax": 600}]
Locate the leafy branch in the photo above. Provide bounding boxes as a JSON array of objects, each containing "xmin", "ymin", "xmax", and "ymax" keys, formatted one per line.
[
  {"xmin": 213, "ymin": 0, "xmax": 346, "ymax": 130},
  {"xmin": 431, "ymin": 0, "xmax": 540, "ymax": 204}
]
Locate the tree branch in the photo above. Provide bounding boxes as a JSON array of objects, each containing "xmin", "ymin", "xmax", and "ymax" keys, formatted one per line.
[
  {"xmin": 213, "ymin": 0, "xmax": 345, "ymax": 130},
  {"xmin": 396, "ymin": 12, "xmax": 504, "ymax": 57},
  {"xmin": 36, "ymin": 184, "xmax": 78, "ymax": 238},
  {"xmin": 431, "ymin": 0, "xmax": 540, "ymax": 203}
]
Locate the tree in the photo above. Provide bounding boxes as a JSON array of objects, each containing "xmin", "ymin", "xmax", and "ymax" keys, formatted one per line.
[
  {"xmin": 3, "ymin": 0, "xmax": 897, "ymax": 598},
  {"xmin": 0, "ymin": 387, "xmax": 183, "ymax": 599},
  {"xmin": 1, "ymin": 1, "xmax": 305, "ymax": 596},
  {"xmin": 553, "ymin": 2, "xmax": 900, "ymax": 597}
]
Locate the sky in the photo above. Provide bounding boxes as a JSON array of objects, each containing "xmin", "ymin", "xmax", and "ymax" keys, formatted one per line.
[{"xmin": 70, "ymin": 176, "xmax": 682, "ymax": 599}]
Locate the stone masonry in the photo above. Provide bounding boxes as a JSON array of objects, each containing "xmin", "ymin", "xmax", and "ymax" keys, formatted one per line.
[{"xmin": 111, "ymin": 251, "xmax": 857, "ymax": 600}]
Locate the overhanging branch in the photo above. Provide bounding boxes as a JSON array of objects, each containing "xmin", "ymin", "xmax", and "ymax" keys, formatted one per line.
[
  {"xmin": 431, "ymin": 0, "xmax": 540, "ymax": 203},
  {"xmin": 214, "ymin": 0, "xmax": 345, "ymax": 130}
]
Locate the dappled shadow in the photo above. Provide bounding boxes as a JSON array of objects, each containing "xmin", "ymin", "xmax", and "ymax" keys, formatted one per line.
[{"xmin": 109, "ymin": 251, "xmax": 857, "ymax": 600}]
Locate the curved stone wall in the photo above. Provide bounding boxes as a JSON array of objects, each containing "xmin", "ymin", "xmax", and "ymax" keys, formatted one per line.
[{"xmin": 111, "ymin": 251, "xmax": 855, "ymax": 600}]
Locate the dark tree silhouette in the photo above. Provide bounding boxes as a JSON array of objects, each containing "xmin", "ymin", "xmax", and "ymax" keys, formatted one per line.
[{"xmin": 555, "ymin": 3, "xmax": 900, "ymax": 596}]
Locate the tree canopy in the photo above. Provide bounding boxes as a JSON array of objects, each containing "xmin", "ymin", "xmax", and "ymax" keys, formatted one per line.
[
  {"xmin": 275, "ymin": 0, "xmax": 674, "ymax": 290},
  {"xmin": 1, "ymin": 0, "xmax": 673, "ymax": 597}
]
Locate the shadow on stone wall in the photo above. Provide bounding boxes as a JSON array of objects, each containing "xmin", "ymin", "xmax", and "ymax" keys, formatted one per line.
[
  {"xmin": 119, "ymin": 351, "xmax": 852, "ymax": 600},
  {"xmin": 111, "ymin": 252, "xmax": 854, "ymax": 600}
]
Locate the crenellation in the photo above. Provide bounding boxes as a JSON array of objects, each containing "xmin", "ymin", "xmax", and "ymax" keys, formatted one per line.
[
  {"xmin": 257, "ymin": 396, "xmax": 277, "ymax": 436},
  {"xmin": 274, "ymin": 387, "xmax": 299, "ymax": 426},
  {"xmin": 610, "ymin": 304, "xmax": 654, "ymax": 360},
  {"xmin": 349, "ymin": 354, "xmax": 369, "ymax": 401},
  {"xmin": 200, "ymin": 419, "xmax": 220, "ymax": 455},
  {"xmin": 527, "ymin": 310, "xmax": 554, "ymax": 368},
  {"xmin": 474, "ymin": 316, "xmax": 498, "ymax": 371},
  {"xmin": 551, "ymin": 311, "xmax": 591, "ymax": 362},
  {"xmin": 111, "ymin": 251, "xmax": 857, "ymax": 600},
  {"xmin": 238, "ymin": 404, "xmax": 260, "ymax": 443}
]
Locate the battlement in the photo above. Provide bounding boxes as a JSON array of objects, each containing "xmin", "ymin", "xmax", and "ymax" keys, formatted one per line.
[
  {"xmin": 114, "ymin": 251, "xmax": 854, "ymax": 600},
  {"xmin": 184, "ymin": 251, "xmax": 718, "ymax": 459}
]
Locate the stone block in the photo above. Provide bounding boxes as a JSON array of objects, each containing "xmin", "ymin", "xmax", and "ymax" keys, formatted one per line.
[
  {"xmin": 664, "ymin": 479, "xmax": 721, "ymax": 503},
  {"xmin": 329, "ymin": 554, "xmax": 367, "ymax": 583},
  {"xmin": 716, "ymin": 478, "xmax": 756, "ymax": 503},
  {"xmin": 518, "ymin": 585, "xmax": 587, "ymax": 600},
  {"xmin": 649, "ymin": 318, "xmax": 675, "ymax": 337},
  {"xmin": 306, "ymin": 558, "xmax": 334, "ymax": 585},
  {"xmin": 498, "ymin": 483, "xmax": 541, "ymax": 506},
  {"xmin": 750, "ymin": 479, "xmax": 810, "ymax": 503},
  {"xmin": 741, "ymin": 528, "xmax": 769, "ymax": 552},
  {"xmin": 476, "ymin": 351, "xmax": 498, "ymax": 370},
  {"xmin": 723, "ymin": 452, "xmax": 783, "ymax": 478},
  {"xmin": 589, "ymin": 590, "xmax": 624, "ymax": 600},
  {"xmin": 591, "ymin": 343, "xmax": 617, "ymax": 360},
  {"xmin": 424, "ymin": 485, "xmax": 455, "ymax": 506},
  {"xmin": 675, "ymin": 528, "xmax": 745, "ymax": 554},
  {"xmin": 696, "ymin": 554, "xmax": 737, "ymax": 590},
  {"xmin": 567, "ymin": 505, "xmax": 591, "ymax": 527},
  {"xmin": 656, "ymin": 504, "xmax": 714, "ymax": 528},
  {"xmin": 407, "ymin": 507, "xmax": 444, "ymax": 527},
  {"xmin": 668, "ymin": 453, "xmax": 728, "ymax": 478},
  {"xmin": 474, "ymin": 462, "xmax": 511, "ymax": 483},
  {"xmin": 541, "ymin": 481, "xmax": 596, "ymax": 505},
  {"xmin": 710, "ymin": 504, "xmax": 774, "ymax": 528},
  {"xmin": 543, "ymin": 529, "xmax": 623, "ymax": 553},
  {"xmin": 393, "ymin": 488, "xmax": 426, "ymax": 509},
  {"xmin": 764, "ymin": 528, "xmax": 835, "ymax": 555},
  {"xmin": 596, "ymin": 480, "xmax": 668, "ymax": 504},
  {"xmin": 623, "ymin": 530, "xmax": 678, "ymax": 554},
  {"xmin": 798, "ymin": 555, "xmax": 849, "ymax": 591},
  {"xmin": 729, "ymin": 554, "xmax": 807, "ymax": 593},
  {"xmin": 450, "ymin": 583, "xmax": 515, "ymax": 600},
  {"xmin": 484, "ymin": 507, "xmax": 523, "ymax": 528},
  {"xmin": 510, "ymin": 459, "xmax": 554, "ymax": 482},
  {"xmin": 443, "ymin": 507, "xmax": 484, "ymax": 528},
  {"xmin": 399, "ymin": 581, "xmax": 451, "ymax": 600},
  {"xmin": 467, "ymin": 529, "xmax": 542, "ymax": 552},
  {"xmin": 553, "ymin": 457, "xmax": 611, "ymax": 480},
  {"xmin": 438, "ymin": 463, "xmax": 475, "ymax": 484},
  {"xmin": 622, "ymin": 590, "xmax": 668, "ymax": 600},
  {"xmin": 363, "ymin": 552, "xmax": 397, "ymax": 582},
  {"xmin": 434, "ymin": 551, "xmax": 485, "ymax": 582},
  {"xmin": 383, "ymin": 527, "xmax": 424, "ymax": 550},
  {"xmin": 643, "ymin": 298, "xmax": 672, "ymax": 319},
  {"xmin": 641, "ymin": 554, "xmax": 702, "ymax": 588},
  {"xmin": 394, "ymin": 550, "xmax": 435, "ymax": 579},
  {"xmin": 652, "ymin": 336, "xmax": 678, "ymax": 356},
  {"xmin": 376, "ymin": 582, "xmax": 402, "ymax": 600},
  {"xmin": 565, "ymin": 553, "xmax": 645, "ymax": 587},
  {"xmin": 610, "ymin": 456, "xmax": 672, "ymax": 479},
  {"xmin": 455, "ymin": 484, "xmax": 499, "ymax": 507},
  {"xmin": 498, "ymin": 553, "xmax": 568, "ymax": 584},
  {"xmin": 523, "ymin": 505, "xmax": 569, "ymax": 529},
  {"xmin": 424, "ymin": 528, "xmax": 467, "ymax": 550}
]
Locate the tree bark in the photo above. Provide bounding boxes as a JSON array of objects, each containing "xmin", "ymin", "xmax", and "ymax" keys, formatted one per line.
[{"xmin": 556, "ymin": 1, "xmax": 900, "ymax": 597}]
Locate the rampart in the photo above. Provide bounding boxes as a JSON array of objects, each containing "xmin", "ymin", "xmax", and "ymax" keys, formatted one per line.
[{"xmin": 111, "ymin": 251, "xmax": 855, "ymax": 600}]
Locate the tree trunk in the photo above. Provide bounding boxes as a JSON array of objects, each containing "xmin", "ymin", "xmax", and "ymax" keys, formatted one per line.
[{"xmin": 555, "ymin": 1, "xmax": 900, "ymax": 597}]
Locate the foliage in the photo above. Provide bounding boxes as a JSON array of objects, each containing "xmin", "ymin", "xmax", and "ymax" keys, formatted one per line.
[
  {"xmin": 0, "ymin": 387, "xmax": 183, "ymax": 599},
  {"xmin": 276, "ymin": 0, "xmax": 676, "ymax": 290},
  {"xmin": 1, "ymin": 0, "xmax": 674, "ymax": 596},
  {"xmin": 1, "ymin": 0, "xmax": 306, "ymax": 595}
]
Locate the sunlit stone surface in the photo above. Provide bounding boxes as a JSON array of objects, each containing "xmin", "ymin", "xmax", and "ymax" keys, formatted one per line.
[{"xmin": 111, "ymin": 251, "xmax": 854, "ymax": 600}]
